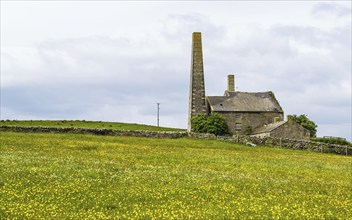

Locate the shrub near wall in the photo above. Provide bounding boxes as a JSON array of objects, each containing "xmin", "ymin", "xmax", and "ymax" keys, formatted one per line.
[{"xmin": 191, "ymin": 113, "xmax": 230, "ymax": 136}]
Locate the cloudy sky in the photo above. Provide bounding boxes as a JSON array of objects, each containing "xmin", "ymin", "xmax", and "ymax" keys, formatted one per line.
[{"xmin": 1, "ymin": 1, "xmax": 351, "ymax": 140}]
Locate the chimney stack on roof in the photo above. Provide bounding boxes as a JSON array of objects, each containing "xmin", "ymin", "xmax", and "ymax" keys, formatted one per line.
[
  {"xmin": 287, "ymin": 115, "xmax": 294, "ymax": 124},
  {"xmin": 227, "ymin": 74, "xmax": 235, "ymax": 92}
]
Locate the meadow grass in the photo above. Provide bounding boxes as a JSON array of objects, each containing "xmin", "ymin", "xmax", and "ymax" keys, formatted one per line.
[
  {"xmin": 0, "ymin": 132, "xmax": 351, "ymax": 219},
  {"xmin": 0, "ymin": 120, "xmax": 185, "ymax": 132}
]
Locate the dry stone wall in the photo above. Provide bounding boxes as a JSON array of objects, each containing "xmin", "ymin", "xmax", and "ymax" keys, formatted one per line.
[
  {"xmin": 1, "ymin": 126, "xmax": 350, "ymax": 156},
  {"xmin": 189, "ymin": 133, "xmax": 352, "ymax": 156},
  {"xmin": 0, "ymin": 126, "xmax": 187, "ymax": 139}
]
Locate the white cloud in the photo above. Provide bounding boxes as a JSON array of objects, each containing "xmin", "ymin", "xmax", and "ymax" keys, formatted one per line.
[
  {"xmin": 1, "ymin": 1, "xmax": 351, "ymax": 140},
  {"xmin": 311, "ymin": 2, "xmax": 351, "ymax": 17}
]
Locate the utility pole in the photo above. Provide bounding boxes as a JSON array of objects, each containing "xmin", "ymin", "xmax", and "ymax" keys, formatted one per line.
[{"xmin": 157, "ymin": 103, "xmax": 160, "ymax": 127}]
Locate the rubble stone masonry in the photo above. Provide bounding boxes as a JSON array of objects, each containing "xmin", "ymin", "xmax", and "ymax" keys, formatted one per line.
[
  {"xmin": 1, "ymin": 126, "xmax": 350, "ymax": 156},
  {"xmin": 188, "ymin": 32, "xmax": 207, "ymax": 132}
]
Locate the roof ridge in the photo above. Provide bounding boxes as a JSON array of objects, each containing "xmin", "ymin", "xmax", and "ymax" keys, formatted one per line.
[
  {"xmin": 207, "ymin": 92, "xmax": 284, "ymax": 113},
  {"xmin": 252, "ymin": 121, "xmax": 287, "ymax": 134}
]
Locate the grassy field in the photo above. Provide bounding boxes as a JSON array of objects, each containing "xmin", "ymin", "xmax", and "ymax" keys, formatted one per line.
[
  {"xmin": 1, "ymin": 132, "xmax": 351, "ymax": 219},
  {"xmin": 0, "ymin": 120, "xmax": 185, "ymax": 132}
]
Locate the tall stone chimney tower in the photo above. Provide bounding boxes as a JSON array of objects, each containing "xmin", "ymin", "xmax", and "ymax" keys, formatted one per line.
[{"xmin": 188, "ymin": 32, "xmax": 207, "ymax": 132}]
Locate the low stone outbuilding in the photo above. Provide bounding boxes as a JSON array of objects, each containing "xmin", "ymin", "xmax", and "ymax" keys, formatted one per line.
[{"xmin": 251, "ymin": 115, "xmax": 310, "ymax": 140}]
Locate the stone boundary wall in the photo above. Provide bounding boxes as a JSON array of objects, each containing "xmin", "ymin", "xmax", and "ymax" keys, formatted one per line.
[
  {"xmin": 189, "ymin": 133, "xmax": 352, "ymax": 156},
  {"xmin": 0, "ymin": 126, "xmax": 188, "ymax": 139},
  {"xmin": 1, "ymin": 126, "xmax": 350, "ymax": 156}
]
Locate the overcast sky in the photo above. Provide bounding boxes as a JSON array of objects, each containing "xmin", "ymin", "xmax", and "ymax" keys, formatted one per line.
[{"xmin": 1, "ymin": 1, "xmax": 351, "ymax": 140}]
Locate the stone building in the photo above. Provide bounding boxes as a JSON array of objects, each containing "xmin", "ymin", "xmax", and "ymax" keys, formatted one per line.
[
  {"xmin": 188, "ymin": 32, "xmax": 310, "ymax": 140},
  {"xmin": 206, "ymin": 75, "xmax": 284, "ymax": 134},
  {"xmin": 251, "ymin": 115, "xmax": 310, "ymax": 139}
]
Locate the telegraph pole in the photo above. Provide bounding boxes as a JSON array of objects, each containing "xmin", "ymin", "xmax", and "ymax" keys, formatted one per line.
[{"xmin": 156, "ymin": 103, "xmax": 160, "ymax": 127}]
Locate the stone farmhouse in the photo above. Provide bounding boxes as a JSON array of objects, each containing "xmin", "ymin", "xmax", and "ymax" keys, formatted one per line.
[{"xmin": 188, "ymin": 32, "xmax": 310, "ymax": 140}]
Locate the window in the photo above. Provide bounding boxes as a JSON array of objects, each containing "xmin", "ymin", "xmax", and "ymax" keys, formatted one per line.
[
  {"xmin": 235, "ymin": 113, "xmax": 242, "ymax": 119},
  {"xmin": 235, "ymin": 123, "xmax": 242, "ymax": 131}
]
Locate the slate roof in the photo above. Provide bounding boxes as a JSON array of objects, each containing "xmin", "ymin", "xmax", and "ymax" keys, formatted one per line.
[
  {"xmin": 206, "ymin": 91, "xmax": 283, "ymax": 113},
  {"xmin": 251, "ymin": 121, "xmax": 287, "ymax": 134}
]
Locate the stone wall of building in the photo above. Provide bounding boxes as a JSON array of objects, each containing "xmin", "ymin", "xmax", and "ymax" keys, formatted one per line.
[
  {"xmin": 270, "ymin": 120, "xmax": 310, "ymax": 140},
  {"xmin": 216, "ymin": 112, "xmax": 283, "ymax": 134}
]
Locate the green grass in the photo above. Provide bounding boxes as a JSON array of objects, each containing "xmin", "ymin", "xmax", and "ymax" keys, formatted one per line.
[
  {"xmin": 1, "ymin": 132, "xmax": 351, "ymax": 219},
  {"xmin": 0, "ymin": 120, "xmax": 185, "ymax": 132}
]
